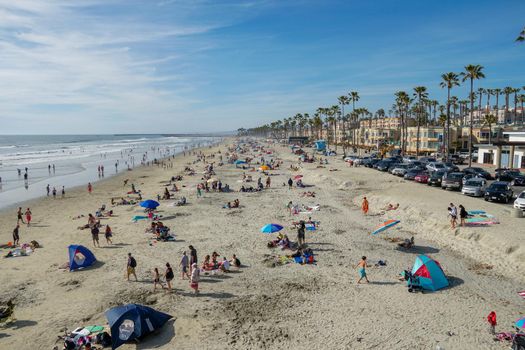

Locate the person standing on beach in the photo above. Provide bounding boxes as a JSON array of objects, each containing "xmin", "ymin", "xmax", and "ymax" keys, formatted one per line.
[
  {"xmin": 61, "ymin": 186, "xmax": 65, "ymax": 198},
  {"xmin": 165, "ymin": 263, "xmax": 174, "ymax": 293},
  {"xmin": 46, "ymin": 184, "xmax": 50, "ymax": 196},
  {"xmin": 189, "ymin": 245, "xmax": 198, "ymax": 272},
  {"xmin": 127, "ymin": 253, "xmax": 138, "ymax": 282},
  {"xmin": 196, "ymin": 184, "xmax": 202, "ymax": 198},
  {"xmin": 448, "ymin": 203, "xmax": 457, "ymax": 229},
  {"xmin": 459, "ymin": 205, "xmax": 468, "ymax": 227},
  {"xmin": 180, "ymin": 251, "xmax": 190, "ymax": 279},
  {"xmin": 153, "ymin": 268, "xmax": 164, "ymax": 292},
  {"xmin": 356, "ymin": 256, "xmax": 370, "ymax": 284},
  {"xmin": 25, "ymin": 208, "xmax": 32, "ymax": 227},
  {"xmin": 52, "ymin": 187, "xmax": 57, "ymax": 198},
  {"xmin": 12, "ymin": 224, "xmax": 20, "ymax": 246},
  {"xmin": 88, "ymin": 182, "xmax": 93, "ymax": 194},
  {"xmin": 104, "ymin": 225, "xmax": 113, "ymax": 245},
  {"xmin": 266, "ymin": 176, "xmax": 271, "ymax": 188},
  {"xmin": 91, "ymin": 221, "xmax": 100, "ymax": 248},
  {"xmin": 17, "ymin": 207, "xmax": 25, "ymax": 224},
  {"xmin": 297, "ymin": 221, "xmax": 306, "ymax": 247},
  {"xmin": 487, "ymin": 311, "xmax": 497, "ymax": 335},
  {"xmin": 287, "ymin": 178, "xmax": 293, "ymax": 189},
  {"xmin": 190, "ymin": 263, "xmax": 200, "ymax": 294},
  {"xmin": 361, "ymin": 197, "xmax": 369, "ymax": 215}
]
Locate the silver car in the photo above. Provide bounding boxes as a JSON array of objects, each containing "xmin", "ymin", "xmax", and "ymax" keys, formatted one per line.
[
  {"xmin": 391, "ymin": 164, "xmax": 410, "ymax": 176},
  {"xmin": 461, "ymin": 179, "xmax": 487, "ymax": 197},
  {"xmin": 426, "ymin": 162, "xmax": 447, "ymax": 172}
]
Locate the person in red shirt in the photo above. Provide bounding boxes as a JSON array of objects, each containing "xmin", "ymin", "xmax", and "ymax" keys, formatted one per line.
[{"xmin": 487, "ymin": 311, "xmax": 497, "ymax": 334}]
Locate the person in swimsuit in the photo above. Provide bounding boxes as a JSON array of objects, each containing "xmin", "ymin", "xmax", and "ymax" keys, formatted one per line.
[
  {"xmin": 25, "ymin": 208, "xmax": 32, "ymax": 227},
  {"xmin": 448, "ymin": 203, "xmax": 457, "ymax": 229},
  {"xmin": 180, "ymin": 251, "xmax": 190, "ymax": 279},
  {"xmin": 153, "ymin": 268, "xmax": 164, "ymax": 292},
  {"xmin": 12, "ymin": 224, "xmax": 20, "ymax": 246},
  {"xmin": 17, "ymin": 207, "xmax": 25, "ymax": 224},
  {"xmin": 87, "ymin": 182, "xmax": 93, "ymax": 194},
  {"xmin": 91, "ymin": 222, "xmax": 100, "ymax": 247},
  {"xmin": 165, "ymin": 263, "xmax": 174, "ymax": 292},
  {"xmin": 104, "ymin": 225, "xmax": 113, "ymax": 245},
  {"xmin": 356, "ymin": 256, "xmax": 369, "ymax": 284},
  {"xmin": 361, "ymin": 197, "xmax": 369, "ymax": 215},
  {"xmin": 459, "ymin": 204, "xmax": 468, "ymax": 227}
]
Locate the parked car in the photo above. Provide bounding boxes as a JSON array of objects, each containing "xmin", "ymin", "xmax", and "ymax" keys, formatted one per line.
[
  {"xmin": 461, "ymin": 178, "xmax": 487, "ymax": 197},
  {"xmin": 449, "ymin": 154, "xmax": 464, "ymax": 165},
  {"xmin": 496, "ymin": 169, "xmax": 525, "ymax": 186},
  {"xmin": 403, "ymin": 156, "xmax": 417, "ymax": 163},
  {"xmin": 404, "ymin": 168, "xmax": 425, "ymax": 181},
  {"xmin": 428, "ymin": 170, "xmax": 446, "ymax": 187},
  {"xmin": 365, "ymin": 158, "xmax": 381, "ymax": 168},
  {"xmin": 419, "ymin": 157, "xmax": 436, "ymax": 164},
  {"xmin": 414, "ymin": 172, "xmax": 430, "ymax": 184},
  {"xmin": 442, "ymin": 162, "xmax": 460, "ymax": 173},
  {"xmin": 463, "ymin": 167, "xmax": 493, "ymax": 180},
  {"xmin": 441, "ymin": 172, "xmax": 464, "ymax": 191},
  {"xmin": 407, "ymin": 161, "xmax": 424, "ymax": 169},
  {"xmin": 376, "ymin": 160, "xmax": 396, "ymax": 171},
  {"xmin": 514, "ymin": 191, "xmax": 525, "ymax": 210},
  {"xmin": 391, "ymin": 164, "xmax": 410, "ymax": 176},
  {"xmin": 426, "ymin": 162, "xmax": 447, "ymax": 172},
  {"xmin": 484, "ymin": 181, "xmax": 514, "ymax": 203}
]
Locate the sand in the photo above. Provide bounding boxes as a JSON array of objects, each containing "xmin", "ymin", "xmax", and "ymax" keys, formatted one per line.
[{"xmin": 0, "ymin": 139, "xmax": 523, "ymax": 350}]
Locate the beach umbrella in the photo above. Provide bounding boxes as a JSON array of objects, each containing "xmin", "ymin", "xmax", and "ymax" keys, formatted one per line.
[
  {"xmin": 294, "ymin": 175, "xmax": 303, "ymax": 180},
  {"xmin": 259, "ymin": 165, "xmax": 270, "ymax": 171},
  {"xmin": 139, "ymin": 200, "xmax": 159, "ymax": 209},
  {"xmin": 260, "ymin": 223, "xmax": 283, "ymax": 234},
  {"xmin": 516, "ymin": 317, "xmax": 525, "ymax": 329},
  {"xmin": 371, "ymin": 219, "xmax": 400, "ymax": 235}
]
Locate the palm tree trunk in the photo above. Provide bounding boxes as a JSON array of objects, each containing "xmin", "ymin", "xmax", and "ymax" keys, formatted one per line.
[
  {"xmin": 446, "ymin": 88, "xmax": 451, "ymax": 160},
  {"xmin": 468, "ymin": 78, "xmax": 474, "ymax": 167}
]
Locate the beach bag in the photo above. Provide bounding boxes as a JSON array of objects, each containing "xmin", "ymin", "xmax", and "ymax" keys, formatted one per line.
[
  {"xmin": 63, "ymin": 339, "xmax": 75, "ymax": 350},
  {"xmin": 129, "ymin": 257, "xmax": 137, "ymax": 268},
  {"xmin": 96, "ymin": 331, "xmax": 112, "ymax": 347}
]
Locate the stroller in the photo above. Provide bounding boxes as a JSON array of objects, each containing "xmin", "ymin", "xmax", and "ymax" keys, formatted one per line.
[
  {"xmin": 401, "ymin": 270, "xmax": 423, "ymax": 293},
  {"xmin": 513, "ymin": 333, "xmax": 525, "ymax": 350}
]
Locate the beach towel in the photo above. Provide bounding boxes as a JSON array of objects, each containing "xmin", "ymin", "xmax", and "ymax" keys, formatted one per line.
[
  {"xmin": 132, "ymin": 215, "xmax": 149, "ymax": 222},
  {"xmin": 519, "ymin": 290, "xmax": 525, "ymax": 299}
]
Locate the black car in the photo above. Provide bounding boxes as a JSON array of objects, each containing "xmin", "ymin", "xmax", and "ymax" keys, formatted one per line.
[
  {"xmin": 496, "ymin": 170, "xmax": 525, "ymax": 186},
  {"xmin": 376, "ymin": 160, "xmax": 395, "ymax": 171},
  {"xmin": 463, "ymin": 167, "xmax": 493, "ymax": 180},
  {"xmin": 484, "ymin": 181, "xmax": 514, "ymax": 203},
  {"xmin": 428, "ymin": 170, "xmax": 446, "ymax": 187},
  {"xmin": 449, "ymin": 154, "xmax": 464, "ymax": 165},
  {"xmin": 364, "ymin": 158, "xmax": 380, "ymax": 168},
  {"xmin": 404, "ymin": 168, "xmax": 425, "ymax": 181},
  {"xmin": 441, "ymin": 172, "xmax": 464, "ymax": 191}
]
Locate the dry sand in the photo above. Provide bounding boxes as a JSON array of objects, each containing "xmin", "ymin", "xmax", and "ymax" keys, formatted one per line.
[{"xmin": 0, "ymin": 139, "xmax": 523, "ymax": 350}]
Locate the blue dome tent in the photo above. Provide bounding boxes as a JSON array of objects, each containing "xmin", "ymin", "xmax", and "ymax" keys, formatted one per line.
[
  {"xmin": 410, "ymin": 255, "xmax": 449, "ymax": 291},
  {"xmin": 105, "ymin": 304, "xmax": 172, "ymax": 349},
  {"xmin": 314, "ymin": 140, "xmax": 326, "ymax": 152},
  {"xmin": 68, "ymin": 245, "xmax": 96, "ymax": 271}
]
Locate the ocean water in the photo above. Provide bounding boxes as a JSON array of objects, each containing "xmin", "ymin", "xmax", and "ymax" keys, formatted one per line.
[{"xmin": 0, "ymin": 134, "xmax": 220, "ymax": 210}]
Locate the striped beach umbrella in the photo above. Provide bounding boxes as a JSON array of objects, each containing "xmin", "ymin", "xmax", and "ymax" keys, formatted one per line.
[{"xmin": 372, "ymin": 219, "xmax": 400, "ymax": 235}]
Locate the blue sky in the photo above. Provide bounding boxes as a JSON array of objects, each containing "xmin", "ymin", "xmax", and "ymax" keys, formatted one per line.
[{"xmin": 0, "ymin": 0, "xmax": 524, "ymax": 134}]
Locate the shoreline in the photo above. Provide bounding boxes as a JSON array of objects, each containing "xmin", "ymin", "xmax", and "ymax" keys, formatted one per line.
[{"xmin": 0, "ymin": 137, "xmax": 522, "ymax": 350}]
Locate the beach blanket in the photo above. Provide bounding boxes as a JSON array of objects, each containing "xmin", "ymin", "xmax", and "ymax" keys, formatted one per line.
[
  {"xmin": 132, "ymin": 215, "xmax": 149, "ymax": 222},
  {"xmin": 465, "ymin": 211, "xmax": 499, "ymax": 225}
]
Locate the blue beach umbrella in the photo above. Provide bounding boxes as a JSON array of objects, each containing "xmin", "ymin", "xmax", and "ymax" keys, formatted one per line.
[
  {"xmin": 372, "ymin": 219, "xmax": 400, "ymax": 235},
  {"xmin": 516, "ymin": 317, "xmax": 525, "ymax": 329},
  {"xmin": 140, "ymin": 200, "xmax": 159, "ymax": 209},
  {"xmin": 260, "ymin": 223, "xmax": 284, "ymax": 234}
]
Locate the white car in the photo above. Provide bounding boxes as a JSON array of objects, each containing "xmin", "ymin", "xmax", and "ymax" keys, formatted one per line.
[
  {"xmin": 514, "ymin": 191, "xmax": 525, "ymax": 210},
  {"xmin": 426, "ymin": 162, "xmax": 446, "ymax": 172}
]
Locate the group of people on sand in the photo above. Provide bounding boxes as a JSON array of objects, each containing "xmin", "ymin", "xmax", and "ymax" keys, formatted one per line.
[
  {"xmin": 46, "ymin": 184, "xmax": 66, "ymax": 198},
  {"xmin": 447, "ymin": 203, "xmax": 468, "ymax": 228},
  {"xmin": 224, "ymin": 199, "xmax": 240, "ymax": 209},
  {"xmin": 87, "ymin": 213, "xmax": 113, "ymax": 247},
  {"xmin": 126, "ymin": 247, "xmax": 241, "ymax": 295}
]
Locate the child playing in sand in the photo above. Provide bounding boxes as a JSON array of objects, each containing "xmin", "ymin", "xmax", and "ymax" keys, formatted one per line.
[{"xmin": 356, "ymin": 256, "xmax": 370, "ymax": 284}]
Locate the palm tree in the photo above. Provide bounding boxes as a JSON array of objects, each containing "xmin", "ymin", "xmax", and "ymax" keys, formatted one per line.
[
  {"xmin": 349, "ymin": 91, "xmax": 360, "ymax": 147},
  {"xmin": 477, "ymin": 87, "xmax": 485, "ymax": 121},
  {"xmin": 338, "ymin": 95, "xmax": 350, "ymax": 154},
  {"xmin": 519, "ymin": 94, "xmax": 525, "ymax": 124},
  {"xmin": 460, "ymin": 64, "xmax": 485, "ymax": 167},
  {"xmin": 331, "ymin": 105, "xmax": 340, "ymax": 151},
  {"xmin": 503, "ymin": 86, "xmax": 514, "ymax": 123},
  {"xmin": 482, "ymin": 114, "xmax": 498, "ymax": 144},
  {"xmin": 513, "ymin": 88, "xmax": 521, "ymax": 124},
  {"xmin": 486, "ymin": 89, "xmax": 493, "ymax": 115},
  {"xmin": 493, "ymin": 88, "xmax": 501, "ymax": 124},
  {"xmin": 440, "ymin": 72, "xmax": 460, "ymax": 159},
  {"xmin": 413, "ymin": 86, "xmax": 428, "ymax": 156}
]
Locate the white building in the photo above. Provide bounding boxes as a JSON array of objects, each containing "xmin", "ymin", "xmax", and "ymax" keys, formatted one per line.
[{"xmin": 477, "ymin": 131, "xmax": 525, "ymax": 169}]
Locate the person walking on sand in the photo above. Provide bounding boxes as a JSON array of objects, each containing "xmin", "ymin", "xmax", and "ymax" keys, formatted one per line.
[
  {"xmin": 17, "ymin": 207, "xmax": 25, "ymax": 224},
  {"xmin": 165, "ymin": 263, "xmax": 174, "ymax": 293},
  {"xmin": 46, "ymin": 184, "xmax": 50, "ymax": 196},
  {"xmin": 196, "ymin": 184, "xmax": 202, "ymax": 198},
  {"xmin": 25, "ymin": 208, "xmax": 32, "ymax": 227},
  {"xmin": 52, "ymin": 187, "xmax": 57, "ymax": 198},
  {"xmin": 357, "ymin": 256, "xmax": 370, "ymax": 284},
  {"xmin": 361, "ymin": 197, "xmax": 369, "ymax": 215},
  {"xmin": 266, "ymin": 176, "xmax": 271, "ymax": 188},
  {"xmin": 459, "ymin": 204, "xmax": 468, "ymax": 227},
  {"xmin": 190, "ymin": 263, "xmax": 200, "ymax": 294},
  {"xmin": 12, "ymin": 224, "xmax": 20, "ymax": 246},
  {"xmin": 189, "ymin": 245, "xmax": 198, "ymax": 272},
  {"xmin": 180, "ymin": 251, "xmax": 190, "ymax": 279},
  {"xmin": 127, "ymin": 253, "xmax": 138, "ymax": 281},
  {"xmin": 91, "ymin": 221, "xmax": 100, "ymax": 248},
  {"xmin": 104, "ymin": 225, "xmax": 113, "ymax": 245},
  {"xmin": 61, "ymin": 186, "xmax": 65, "ymax": 198},
  {"xmin": 287, "ymin": 178, "xmax": 293, "ymax": 189},
  {"xmin": 448, "ymin": 203, "xmax": 457, "ymax": 229},
  {"xmin": 297, "ymin": 221, "xmax": 306, "ymax": 247},
  {"xmin": 87, "ymin": 182, "xmax": 93, "ymax": 194},
  {"xmin": 152, "ymin": 268, "xmax": 164, "ymax": 292}
]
